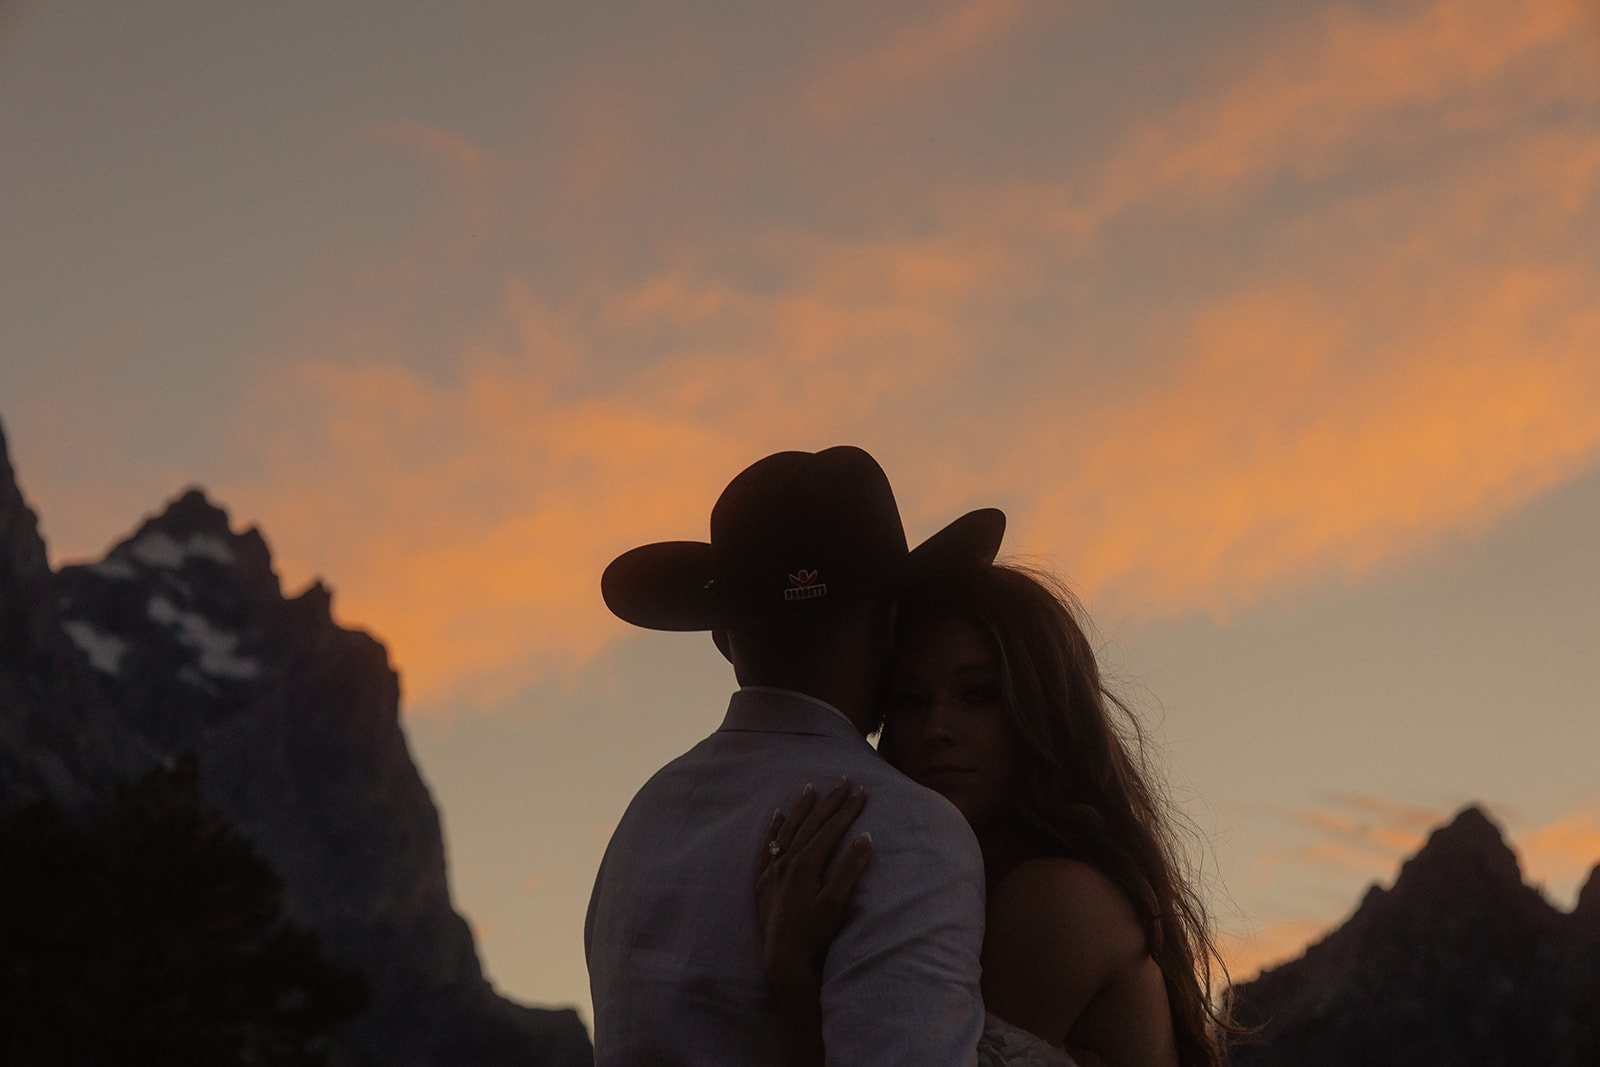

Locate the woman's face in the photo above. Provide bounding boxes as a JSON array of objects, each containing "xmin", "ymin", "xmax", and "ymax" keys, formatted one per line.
[{"xmin": 882, "ymin": 613, "xmax": 1020, "ymax": 828}]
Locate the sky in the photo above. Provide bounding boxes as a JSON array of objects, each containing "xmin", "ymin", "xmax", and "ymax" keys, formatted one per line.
[{"xmin": 3, "ymin": 0, "xmax": 1600, "ymax": 1028}]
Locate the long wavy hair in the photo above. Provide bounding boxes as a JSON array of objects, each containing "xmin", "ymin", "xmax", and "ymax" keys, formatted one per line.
[{"xmin": 885, "ymin": 562, "xmax": 1234, "ymax": 1067}]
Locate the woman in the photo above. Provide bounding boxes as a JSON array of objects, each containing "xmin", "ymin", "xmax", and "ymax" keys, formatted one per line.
[{"xmin": 757, "ymin": 563, "xmax": 1231, "ymax": 1067}]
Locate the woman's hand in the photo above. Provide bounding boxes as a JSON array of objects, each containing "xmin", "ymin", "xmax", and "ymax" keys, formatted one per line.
[{"xmin": 755, "ymin": 779, "xmax": 873, "ymax": 1066}]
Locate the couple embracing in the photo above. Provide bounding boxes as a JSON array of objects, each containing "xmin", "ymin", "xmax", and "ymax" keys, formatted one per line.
[{"xmin": 586, "ymin": 447, "xmax": 1230, "ymax": 1067}]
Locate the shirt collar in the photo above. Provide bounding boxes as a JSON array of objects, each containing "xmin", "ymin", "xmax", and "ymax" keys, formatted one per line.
[{"xmin": 719, "ymin": 686, "xmax": 868, "ymax": 743}]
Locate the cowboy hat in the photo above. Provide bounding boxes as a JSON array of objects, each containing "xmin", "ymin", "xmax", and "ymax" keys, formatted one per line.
[{"xmin": 601, "ymin": 446, "xmax": 1004, "ymax": 631}]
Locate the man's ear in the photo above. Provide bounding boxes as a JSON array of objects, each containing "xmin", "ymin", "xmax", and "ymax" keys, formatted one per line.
[{"xmin": 711, "ymin": 628, "xmax": 734, "ymax": 665}]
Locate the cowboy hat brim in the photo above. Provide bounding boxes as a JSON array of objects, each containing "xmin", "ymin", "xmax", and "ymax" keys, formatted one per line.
[{"xmin": 601, "ymin": 507, "xmax": 1005, "ymax": 632}]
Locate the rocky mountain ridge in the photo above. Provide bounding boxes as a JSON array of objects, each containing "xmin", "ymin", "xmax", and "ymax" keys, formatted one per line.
[
  {"xmin": 1230, "ymin": 806, "xmax": 1600, "ymax": 1066},
  {"xmin": 0, "ymin": 422, "xmax": 591, "ymax": 1067},
  {"xmin": 0, "ymin": 430, "xmax": 142, "ymax": 805}
]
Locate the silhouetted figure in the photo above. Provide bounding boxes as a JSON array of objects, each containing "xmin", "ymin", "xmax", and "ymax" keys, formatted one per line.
[
  {"xmin": 588, "ymin": 446, "xmax": 1004, "ymax": 1065},
  {"xmin": 757, "ymin": 564, "xmax": 1235, "ymax": 1067}
]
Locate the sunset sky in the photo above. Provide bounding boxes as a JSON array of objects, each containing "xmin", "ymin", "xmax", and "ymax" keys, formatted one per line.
[{"xmin": 4, "ymin": 0, "xmax": 1600, "ymax": 1026}]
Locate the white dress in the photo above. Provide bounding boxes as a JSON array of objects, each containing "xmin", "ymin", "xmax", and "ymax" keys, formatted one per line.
[{"xmin": 976, "ymin": 1012, "xmax": 1105, "ymax": 1067}]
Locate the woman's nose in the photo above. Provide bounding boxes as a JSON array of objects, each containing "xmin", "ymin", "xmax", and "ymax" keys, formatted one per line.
[{"xmin": 923, "ymin": 695, "xmax": 961, "ymax": 742}]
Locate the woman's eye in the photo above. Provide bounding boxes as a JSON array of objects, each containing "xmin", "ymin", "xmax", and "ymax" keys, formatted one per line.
[{"xmin": 887, "ymin": 691, "xmax": 928, "ymax": 713}]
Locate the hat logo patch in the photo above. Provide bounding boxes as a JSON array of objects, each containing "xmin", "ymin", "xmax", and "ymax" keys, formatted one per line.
[{"xmin": 784, "ymin": 568, "xmax": 828, "ymax": 602}]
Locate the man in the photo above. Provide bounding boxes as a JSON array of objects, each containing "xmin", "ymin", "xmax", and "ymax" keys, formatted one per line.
[{"xmin": 586, "ymin": 446, "xmax": 1005, "ymax": 1065}]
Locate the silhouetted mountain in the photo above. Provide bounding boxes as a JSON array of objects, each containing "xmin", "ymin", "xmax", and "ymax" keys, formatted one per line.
[
  {"xmin": 0, "ymin": 420, "xmax": 591, "ymax": 1067},
  {"xmin": 1230, "ymin": 806, "xmax": 1600, "ymax": 1066},
  {"xmin": 0, "ymin": 426, "xmax": 143, "ymax": 803}
]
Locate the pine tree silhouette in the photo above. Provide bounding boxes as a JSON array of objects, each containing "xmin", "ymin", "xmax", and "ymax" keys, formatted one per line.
[{"xmin": 0, "ymin": 751, "xmax": 369, "ymax": 1065}]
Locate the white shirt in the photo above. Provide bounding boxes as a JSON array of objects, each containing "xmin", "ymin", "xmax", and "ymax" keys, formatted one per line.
[{"xmin": 587, "ymin": 687, "xmax": 987, "ymax": 1066}]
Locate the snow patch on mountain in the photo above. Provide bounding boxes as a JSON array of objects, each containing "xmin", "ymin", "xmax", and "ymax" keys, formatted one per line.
[
  {"xmin": 62, "ymin": 619, "xmax": 128, "ymax": 675},
  {"xmin": 129, "ymin": 530, "xmax": 237, "ymax": 570},
  {"xmin": 146, "ymin": 595, "xmax": 262, "ymax": 680}
]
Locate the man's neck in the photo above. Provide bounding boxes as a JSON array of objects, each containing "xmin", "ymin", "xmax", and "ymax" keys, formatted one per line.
[
  {"xmin": 803, "ymin": 687, "xmax": 876, "ymax": 737},
  {"xmin": 741, "ymin": 679, "xmax": 877, "ymax": 736}
]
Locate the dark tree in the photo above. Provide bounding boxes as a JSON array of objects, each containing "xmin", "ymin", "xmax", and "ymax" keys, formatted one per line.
[{"xmin": 0, "ymin": 751, "xmax": 369, "ymax": 1066}]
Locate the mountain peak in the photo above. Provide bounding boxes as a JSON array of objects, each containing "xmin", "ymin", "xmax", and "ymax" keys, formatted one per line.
[
  {"xmin": 94, "ymin": 488, "xmax": 278, "ymax": 599},
  {"xmin": 1439, "ymin": 802, "xmax": 1498, "ymax": 837},
  {"xmin": 1231, "ymin": 804, "xmax": 1597, "ymax": 1065},
  {"xmin": 1382, "ymin": 804, "xmax": 1529, "ymax": 913},
  {"xmin": 150, "ymin": 487, "xmax": 233, "ymax": 537}
]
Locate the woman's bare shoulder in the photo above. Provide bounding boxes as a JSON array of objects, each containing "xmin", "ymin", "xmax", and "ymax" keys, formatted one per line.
[
  {"xmin": 985, "ymin": 857, "xmax": 1179, "ymax": 1065},
  {"xmin": 990, "ymin": 857, "xmax": 1148, "ymax": 963},
  {"xmin": 982, "ymin": 857, "xmax": 1152, "ymax": 1047}
]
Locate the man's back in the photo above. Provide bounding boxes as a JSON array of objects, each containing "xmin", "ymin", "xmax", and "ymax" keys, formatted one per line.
[{"xmin": 586, "ymin": 688, "xmax": 986, "ymax": 1066}]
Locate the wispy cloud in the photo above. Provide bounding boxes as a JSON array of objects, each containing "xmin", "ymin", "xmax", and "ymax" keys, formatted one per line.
[
  {"xmin": 1059, "ymin": 0, "xmax": 1599, "ymax": 230},
  {"xmin": 229, "ymin": 230, "xmax": 992, "ymax": 707},
  {"xmin": 1520, "ymin": 805, "xmax": 1600, "ymax": 902},
  {"xmin": 1247, "ymin": 795, "xmax": 1444, "ymax": 885},
  {"xmin": 1011, "ymin": 263, "xmax": 1600, "ymax": 616},
  {"xmin": 364, "ymin": 120, "xmax": 505, "ymax": 177},
  {"xmin": 202, "ymin": 0, "xmax": 1600, "ymax": 710},
  {"xmin": 984, "ymin": 0, "xmax": 1600, "ymax": 614},
  {"xmin": 806, "ymin": 0, "xmax": 1039, "ymax": 124},
  {"xmin": 1292, "ymin": 805, "xmax": 1433, "ymax": 868},
  {"xmin": 235, "ymin": 358, "xmax": 738, "ymax": 708}
]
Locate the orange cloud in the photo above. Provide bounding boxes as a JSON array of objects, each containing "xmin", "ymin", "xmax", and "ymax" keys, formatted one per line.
[
  {"xmin": 1290, "ymin": 797, "xmax": 1438, "ymax": 873},
  {"xmin": 1011, "ymin": 265, "xmax": 1600, "ymax": 616},
  {"xmin": 239, "ymin": 242, "xmax": 1600, "ymax": 706},
  {"xmin": 1228, "ymin": 796, "xmax": 1447, "ymax": 913},
  {"xmin": 235, "ymin": 158, "xmax": 1600, "ymax": 708},
  {"xmin": 1318, "ymin": 795, "xmax": 1445, "ymax": 833},
  {"xmin": 234, "ymin": 360, "xmax": 740, "ymax": 709},
  {"xmin": 208, "ymin": 1, "xmax": 1600, "ymax": 710},
  {"xmin": 807, "ymin": 0, "xmax": 1037, "ymax": 123},
  {"xmin": 227, "ymin": 230, "xmax": 994, "ymax": 709},
  {"xmin": 1060, "ymin": 0, "xmax": 1600, "ymax": 230},
  {"xmin": 994, "ymin": 57, "xmax": 1600, "ymax": 612},
  {"xmin": 1518, "ymin": 806, "xmax": 1600, "ymax": 903}
]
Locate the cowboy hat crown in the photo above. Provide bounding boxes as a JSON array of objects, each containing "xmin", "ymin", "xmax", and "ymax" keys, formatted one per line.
[{"xmin": 601, "ymin": 446, "xmax": 1004, "ymax": 631}]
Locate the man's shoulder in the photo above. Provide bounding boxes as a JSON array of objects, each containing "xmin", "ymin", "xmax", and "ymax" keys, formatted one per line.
[
  {"xmin": 614, "ymin": 719, "xmax": 977, "ymax": 864},
  {"xmin": 857, "ymin": 774, "xmax": 982, "ymax": 867},
  {"xmin": 848, "ymin": 759, "xmax": 974, "ymax": 825}
]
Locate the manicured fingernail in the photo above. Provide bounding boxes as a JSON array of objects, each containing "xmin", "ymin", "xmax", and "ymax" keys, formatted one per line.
[
  {"xmin": 802, "ymin": 782, "xmax": 815, "ymax": 797},
  {"xmin": 772, "ymin": 809, "xmax": 784, "ymax": 822},
  {"xmin": 856, "ymin": 831, "xmax": 872, "ymax": 846},
  {"xmin": 852, "ymin": 785, "xmax": 865, "ymax": 798}
]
